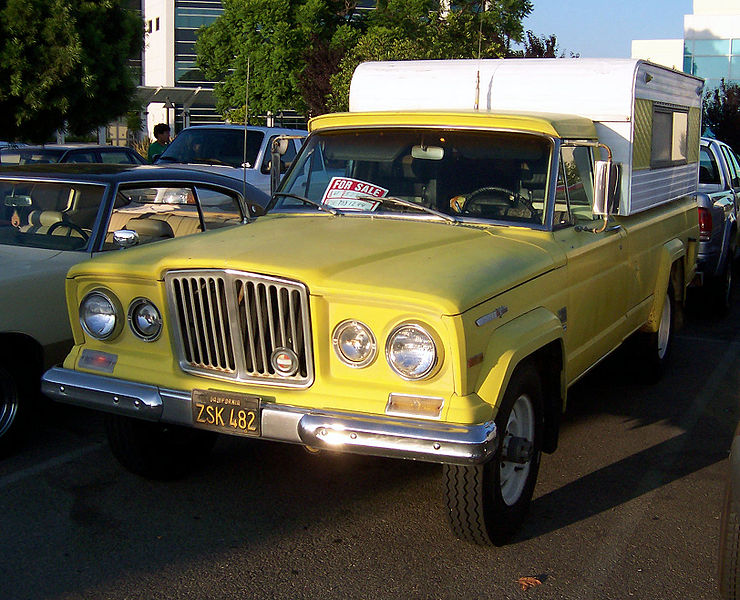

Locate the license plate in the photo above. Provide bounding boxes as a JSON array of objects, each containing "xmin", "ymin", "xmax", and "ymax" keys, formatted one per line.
[{"xmin": 191, "ymin": 389, "xmax": 261, "ymax": 437}]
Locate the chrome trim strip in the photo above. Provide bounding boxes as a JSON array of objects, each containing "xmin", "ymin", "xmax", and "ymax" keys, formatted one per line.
[{"xmin": 42, "ymin": 367, "xmax": 496, "ymax": 466}]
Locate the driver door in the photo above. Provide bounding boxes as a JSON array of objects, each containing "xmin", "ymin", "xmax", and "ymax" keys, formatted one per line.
[{"xmin": 552, "ymin": 145, "xmax": 632, "ymax": 382}]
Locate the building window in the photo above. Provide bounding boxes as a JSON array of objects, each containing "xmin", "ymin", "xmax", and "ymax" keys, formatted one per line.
[
  {"xmin": 147, "ymin": 19, "xmax": 152, "ymax": 33},
  {"xmin": 156, "ymin": 17, "xmax": 160, "ymax": 31}
]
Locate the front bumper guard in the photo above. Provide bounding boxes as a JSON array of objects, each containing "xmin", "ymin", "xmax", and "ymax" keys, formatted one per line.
[{"xmin": 42, "ymin": 367, "xmax": 497, "ymax": 466}]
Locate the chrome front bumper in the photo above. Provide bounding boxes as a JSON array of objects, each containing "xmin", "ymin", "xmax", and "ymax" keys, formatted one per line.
[{"xmin": 42, "ymin": 367, "xmax": 497, "ymax": 466}]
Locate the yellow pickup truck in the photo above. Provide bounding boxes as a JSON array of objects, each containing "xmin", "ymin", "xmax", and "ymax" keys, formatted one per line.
[{"xmin": 43, "ymin": 59, "xmax": 700, "ymax": 545}]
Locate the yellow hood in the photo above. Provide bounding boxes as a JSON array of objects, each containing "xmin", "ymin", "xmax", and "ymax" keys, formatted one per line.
[{"xmin": 71, "ymin": 214, "xmax": 561, "ymax": 314}]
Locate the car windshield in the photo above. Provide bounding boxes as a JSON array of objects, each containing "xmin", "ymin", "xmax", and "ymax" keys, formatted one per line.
[
  {"xmin": 0, "ymin": 148, "xmax": 66, "ymax": 165},
  {"xmin": 157, "ymin": 129, "xmax": 265, "ymax": 168},
  {"xmin": 0, "ymin": 180, "xmax": 105, "ymax": 250},
  {"xmin": 274, "ymin": 129, "xmax": 552, "ymax": 226}
]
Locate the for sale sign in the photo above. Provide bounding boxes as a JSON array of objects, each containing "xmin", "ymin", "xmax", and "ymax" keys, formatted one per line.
[{"xmin": 321, "ymin": 177, "xmax": 387, "ymax": 211}]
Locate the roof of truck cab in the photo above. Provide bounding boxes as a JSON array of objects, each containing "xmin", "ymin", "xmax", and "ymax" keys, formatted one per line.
[{"xmin": 309, "ymin": 110, "xmax": 598, "ymax": 140}]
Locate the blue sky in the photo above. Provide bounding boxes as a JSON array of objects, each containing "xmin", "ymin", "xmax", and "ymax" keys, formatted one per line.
[{"xmin": 521, "ymin": 0, "xmax": 694, "ymax": 58}]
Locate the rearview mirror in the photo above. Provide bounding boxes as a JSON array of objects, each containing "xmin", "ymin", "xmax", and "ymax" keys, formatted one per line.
[
  {"xmin": 593, "ymin": 160, "xmax": 620, "ymax": 216},
  {"xmin": 411, "ymin": 145, "xmax": 444, "ymax": 160},
  {"xmin": 4, "ymin": 194, "xmax": 32, "ymax": 207}
]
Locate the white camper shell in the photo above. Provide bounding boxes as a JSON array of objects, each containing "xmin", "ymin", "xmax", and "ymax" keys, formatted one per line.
[{"xmin": 349, "ymin": 59, "xmax": 704, "ymax": 216}]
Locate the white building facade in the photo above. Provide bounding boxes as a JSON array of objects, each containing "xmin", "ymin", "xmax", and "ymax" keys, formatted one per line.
[
  {"xmin": 141, "ymin": 0, "xmax": 222, "ymax": 136},
  {"xmin": 632, "ymin": 0, "xmax": 740, "ymax": 90}
]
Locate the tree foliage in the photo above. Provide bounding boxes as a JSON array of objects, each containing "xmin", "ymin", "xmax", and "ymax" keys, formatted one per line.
[
  {"xmin": 198, "ymin": 0, "xmax": 533, "ymax": 119},
  {"xmin": 703, "ymin": 80, "xmax": 740, "ymax": 152},
  {"xmin": 0, "ymin": 0, "xmax": 143, "ymax": 142}
]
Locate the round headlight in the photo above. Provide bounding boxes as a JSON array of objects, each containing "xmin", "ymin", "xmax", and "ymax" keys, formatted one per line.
[
  {"xmin": 79, "ymin": 291, "xmax": 119, "ymax": 340},
  {"xmin": 386, "ymin": 324, "xmax": 437, "ymax": 380},
  {"xmin": 333, "ymin": 320, "xmax": 376, "ymax": 367},
  {"xmin": 128, "ymin": 298, "xmax": 162, "ymax": 341}
]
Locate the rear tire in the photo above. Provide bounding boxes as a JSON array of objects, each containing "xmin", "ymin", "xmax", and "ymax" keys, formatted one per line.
[
  {"xmin": 712, "ymin": 258, "xmax": 734, "ymax": 315},
  {"xmin": 443, "ymin": 363, "xmax": 543, "ymax": 545},
  {"xmin": 635, "ymin": 284, "xmax": 674, "ymax": 382},
  {"xmin": 105, "ymin": 415, "xmax": 217, "ymax": 480}
]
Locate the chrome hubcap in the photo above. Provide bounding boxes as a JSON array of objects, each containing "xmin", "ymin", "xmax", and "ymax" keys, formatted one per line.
[{"xmin": 500, "ymin": 394, "xmax": 535, "ymax": 506}]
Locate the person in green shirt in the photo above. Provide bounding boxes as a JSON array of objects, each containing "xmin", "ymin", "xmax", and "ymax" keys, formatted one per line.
[{"xmin": 147, "ymin": 123, "xmax": 171, "ymax": 162}]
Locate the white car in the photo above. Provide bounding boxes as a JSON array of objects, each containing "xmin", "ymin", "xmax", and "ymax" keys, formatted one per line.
[{"xmin": 154, "ymin": 125, "xmax": 305, "ymax": 194}]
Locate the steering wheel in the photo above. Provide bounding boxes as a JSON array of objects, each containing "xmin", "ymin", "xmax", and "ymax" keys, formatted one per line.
[
  {"xmin": 47, "ymin": 220, "xmax": 89, "ymax": 241},
  {"xmin": 462, "ymin": 186, "xmax": 537, "ymax": 218},
  {"xmin": 465, "ymin": 186, "xmax": 519, "ymax": 207}
]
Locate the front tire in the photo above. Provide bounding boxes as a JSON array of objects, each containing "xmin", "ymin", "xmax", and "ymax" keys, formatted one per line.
[
  {"xmin": 105, "ymin": 415, "xmax": 217, "ymax": 480},
  {"xmin": 443, "ymin": 364, "xmax": 543, "ymax": 545}
]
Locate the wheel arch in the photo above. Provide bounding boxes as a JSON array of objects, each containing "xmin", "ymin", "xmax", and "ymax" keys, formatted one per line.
[
  {"xmin": 474, "ymin": 308, "xmax": 565, "ymax": 455},
  {"xmin": 0, "ymin": 332, "xmax": 44, "ymax": 382},
  {"xmin": 642, "ymin": 240, "xmax": 685, "ymax": 333}
]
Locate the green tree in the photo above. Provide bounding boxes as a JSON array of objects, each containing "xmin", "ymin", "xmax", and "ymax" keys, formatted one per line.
[
  {"xmin": 511, "ymin": 30, "xmax": 578, "ymax": 58},
  {"xmin": 0, "ymin": 0, "xmax": 143, "ymax": 142},
  {"xmin": 197, "ymin": 0, "xmax": 357, "ymax": 121},
  {"xmin": 198, "ymin": 0, "xmax": 532, "ymax": 119},
  {"xmin": 327, "ymin": 0, "xmax": 533, "ymax": 111},
  {"xmin": 703, "ymin": 79, "xmax": 740, "ymax": 152}
]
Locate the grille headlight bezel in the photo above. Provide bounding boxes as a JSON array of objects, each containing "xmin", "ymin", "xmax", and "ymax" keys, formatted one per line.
[
  {"xmin": 385, "ymin": 322, "xmax": 438, "ymax": 380},
  {"xmin": 79, "ymin": 290, "xmax": 121, "ymax": 341},
  {"xmin": 332, "ymin": 319, "xmax": 377, "ymax": 368},
  {"xmin": 127, "ymin": 297, "xmax": 163, "ymax": 341}
]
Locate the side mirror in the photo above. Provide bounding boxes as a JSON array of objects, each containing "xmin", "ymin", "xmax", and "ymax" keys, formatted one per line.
[
  {"xmin": 593, "ymin": 160, "xmax": 620, "ymax": 216},
  {"xmin": 270, "ymin": 137, "xmax": 290, "ymax": 195},
  {"xmin": 113, "ymin": 229, "xmax": 139, "ymax": 249}
]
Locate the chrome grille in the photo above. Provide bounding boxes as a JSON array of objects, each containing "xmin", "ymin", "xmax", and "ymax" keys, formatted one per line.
[{"xmin": 165, "ymin": 270, "xmax": 313, "ymax": 387}]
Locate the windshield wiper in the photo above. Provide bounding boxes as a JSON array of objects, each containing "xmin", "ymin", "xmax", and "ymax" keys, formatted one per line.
[
  {"xmin": 371, "ymin": 196, "xmax": 458, "ymax": 224},
  {"xmin": 271, "ymin": 192, "xmax": 341, "ymax": 216},
  {"xmin": 156, "ymin": 155, "xmax": 177, "ymax": 162}
]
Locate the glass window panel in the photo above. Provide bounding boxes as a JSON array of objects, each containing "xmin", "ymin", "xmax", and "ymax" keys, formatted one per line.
[
  {"xmin": 692, "ymin": 55, "xmax": 730, "ymax": 80},
  {"xmin": 732, "ymin": 39, "xmax": 740, "ymax": 55},
  {"xmin": 684, "ymin": 56, "xmax": 693, "ymax": 74},
  {"xmin": 672, "ymin": 112, "xmax": 688, "ymax": 162},
  {"xmin": 684, "ymin": 40, "xmax": 693, "ymax": 55},
  {"xmin": 730, "ymin": 57, "xmax": 740, "ymax": 79},
  {"xmin": 693, "ymin": 39, "xmax": 731, "ymax": 55},
  {"xmin": 699, "ymin": 147, "xmax": 721, "ymax": 184}
]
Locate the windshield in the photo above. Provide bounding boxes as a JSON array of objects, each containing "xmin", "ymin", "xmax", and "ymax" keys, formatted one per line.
[
  {"xmin": 157, "ymin": 129, "xmax": 265, "ymax": 168},
  {"xmin": 275, "ymin": 129, "xmax": 552, "ymax": 226},
  {"xmin": 0, "ymin": 180, "xmax": 105, "ymax": 250},
  {"xmin": 0, "ymin": 148, "xmax": 66, "ymax": 165}
]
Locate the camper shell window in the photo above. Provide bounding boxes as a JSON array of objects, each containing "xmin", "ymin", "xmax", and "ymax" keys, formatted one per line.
[{"xmin": 651, "ymin": 104, "xmax": 689, "ymax": 168}]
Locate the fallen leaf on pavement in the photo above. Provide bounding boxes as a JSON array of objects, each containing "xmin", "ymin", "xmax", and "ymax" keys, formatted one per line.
[{"xmin": 517, "ymin": 576, "xmax": 542, "ymax": 591}]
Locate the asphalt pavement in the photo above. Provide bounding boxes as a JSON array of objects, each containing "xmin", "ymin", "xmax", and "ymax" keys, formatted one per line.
[{"xmin": 0, "ymin": 292, "xmax": 737, "ymax": 599}]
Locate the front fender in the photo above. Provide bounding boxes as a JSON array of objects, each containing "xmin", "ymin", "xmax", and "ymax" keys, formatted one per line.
[{"xmin": 474, "ymin": 307, "xmax": 564, "ymax": 413}]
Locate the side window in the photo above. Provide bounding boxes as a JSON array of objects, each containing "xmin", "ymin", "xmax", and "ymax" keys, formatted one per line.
[
  {"xmin": 66, "ymin": 152, "xmax": 97, "ymax": 163},
  {"xmin": 699, "ymin": 147, "xmax": 721, "ymax": 184},
  {"xmin": 721, "ymin": 146, "xmax": 740, "ymax": 189},
  {"xmin": 556, "ymin": 146, "xmax": 595, "ymax": 226},
  {"xmin": 100, "ymin": 150, "xmax": 136, "ymax": 164},
  {"xmin": 194, "ymin": 186, "xmax": 242, "ymax": 229}
]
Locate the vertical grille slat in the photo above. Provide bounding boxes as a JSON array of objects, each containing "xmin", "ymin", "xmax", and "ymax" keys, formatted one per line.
[{"xmin": 165, "ymin": 270, "xmax": 313, "ymax": 387}]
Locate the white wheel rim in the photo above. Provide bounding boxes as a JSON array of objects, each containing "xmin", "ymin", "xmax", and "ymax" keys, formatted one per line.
[
  {"xmin": 500, "ymin": 393, "xmax": 535, "ymax": 506},
  {"xmin": 657, "ymin": 293, "xmax": 671, "ymax": 360}
]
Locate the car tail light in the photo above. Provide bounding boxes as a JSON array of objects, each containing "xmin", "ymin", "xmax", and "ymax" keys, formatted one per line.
[{"xmin": 698, "ymin": 207, "xmax": 713, "ymax": 241}]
